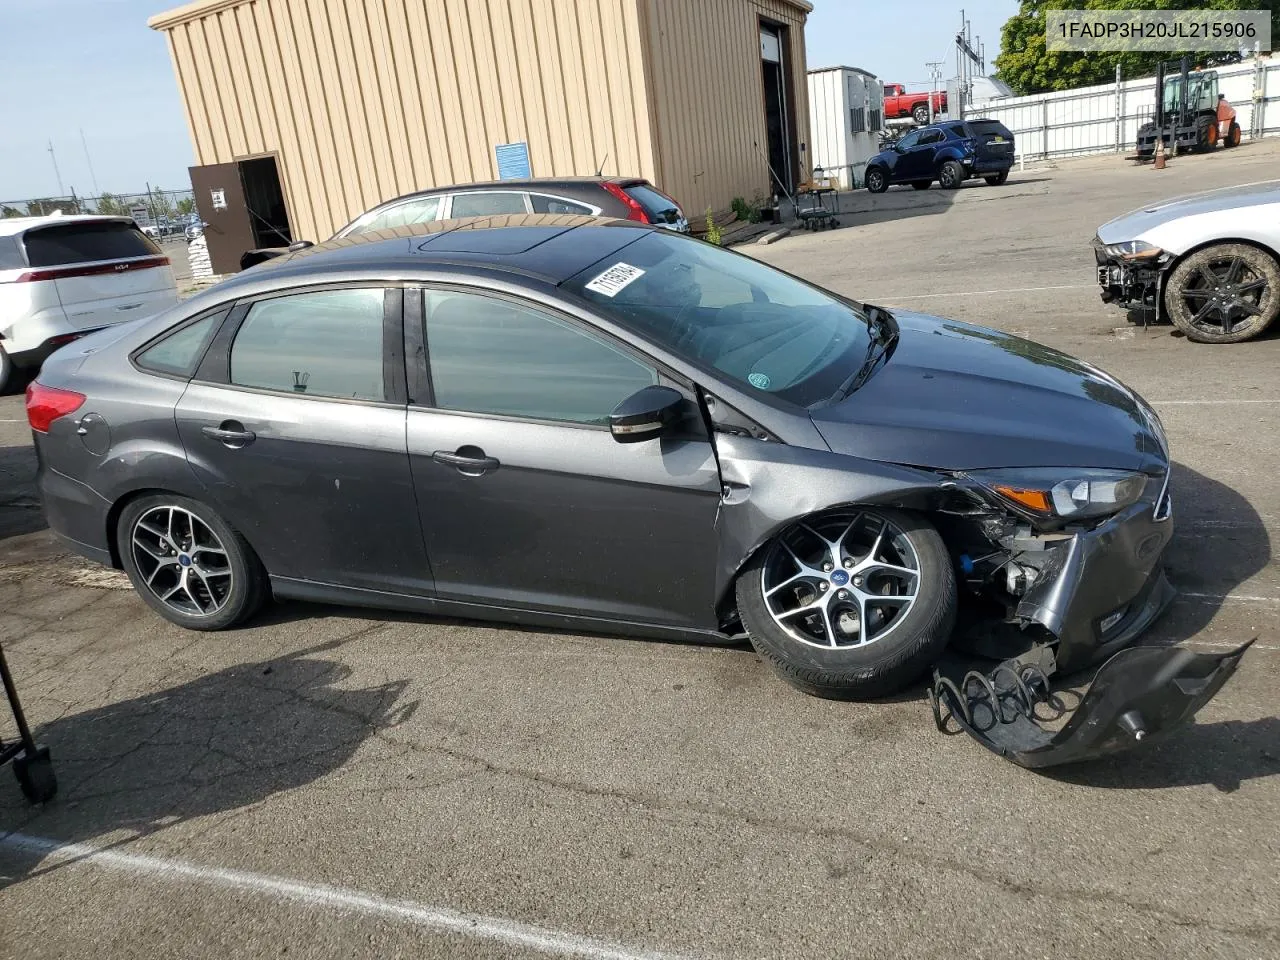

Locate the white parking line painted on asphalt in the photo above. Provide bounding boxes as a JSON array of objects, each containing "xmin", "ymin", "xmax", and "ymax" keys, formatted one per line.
[
  {"xmin": 1150, "ymin": 399, "xmax": 1280, "ymax": 405},
  {"xmin": 0, "ymin": 833, "xmax": 694, "ymax": 960},
  {"xmin": 872, "ymin": 283, "xmax": 1092, "ymax": 301},
  {"xmin": 1180, "ymin": 591, "xmax": 1280, "ymax": 604}
]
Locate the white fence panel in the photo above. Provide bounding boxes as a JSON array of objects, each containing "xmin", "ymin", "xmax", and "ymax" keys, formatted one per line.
[{"xmin": 971, "ymin": 57, "xmax": 1280, "ymax": 160}]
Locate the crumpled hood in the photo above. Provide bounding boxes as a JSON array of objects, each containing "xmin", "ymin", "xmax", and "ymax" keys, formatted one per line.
[
  {"xmin": 1096, "ymin": 180, "xmax": 1280, "ymax": 244},
  {"xmin": 810, "ymin": 312, "xmax": 1158, "ymax": 471}
]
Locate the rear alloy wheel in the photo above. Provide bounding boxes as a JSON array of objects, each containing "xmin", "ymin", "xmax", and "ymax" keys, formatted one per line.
[
  {"xmin": 912, "ymin": 103, "xmax": 930, "ymax": 125},
  {"xmin": 118, "ymin": 494, "xmax": 267, "ymax": 630},
  {"xmin": 984, "ymin": 170, "xmax": 1009, "ymax": 186},
  {"xmin": 736, "ymin": 508, "xmax": 956, "ymax": 700},
  {"xmin": 866, "ymin": 167, "xmax": 889, "ymax": 194},
  {"xmin": 939, "ymin": 161, "xmax": 965, "ymax": 190},
  {"xmin": 911, "ymin": 180, "xmax": 932, "ymax": 190},
  {"xmin": 1165, "ymin": 243, "xmax": 1280, "ymax": 344}
]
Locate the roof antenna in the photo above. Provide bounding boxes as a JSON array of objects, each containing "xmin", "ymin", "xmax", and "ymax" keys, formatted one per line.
[{"xmin": 595, "ymin": 152, "xmax": 609, "ymax": 177}]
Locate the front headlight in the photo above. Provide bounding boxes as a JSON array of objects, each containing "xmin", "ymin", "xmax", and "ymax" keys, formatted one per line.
[
  {"xmin": 1103, "ymin": 239, "xmax": 1164, "ymax": 260},
  {"xmin": 966, "ymin": 468, "xmax": 1148, "ymax": 522}
]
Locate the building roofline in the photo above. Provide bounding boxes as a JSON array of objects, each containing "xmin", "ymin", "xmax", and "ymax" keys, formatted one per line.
[
  {"xmin": 807, "ymin": 65, "xmax": 879, "ymax": 79},
  {"xmin": 148, "ymin": 0, "xmax": 253, "ymax": 31}
]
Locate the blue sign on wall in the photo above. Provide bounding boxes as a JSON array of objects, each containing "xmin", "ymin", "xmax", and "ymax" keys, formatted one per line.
[{"xmin": 495, "ymin": 142, "xmax": 532, "ymax": 180}]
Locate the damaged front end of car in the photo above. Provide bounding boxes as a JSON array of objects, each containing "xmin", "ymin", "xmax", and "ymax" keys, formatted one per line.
[{"xmin": 1094, "ymin": 235, "xmax": 1172, "ymax": 320}]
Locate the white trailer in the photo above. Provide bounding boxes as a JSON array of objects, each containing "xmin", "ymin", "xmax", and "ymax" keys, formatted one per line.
[{"xmin": 807, "ymin": 66, "xmax": 885, "ymax": 190}]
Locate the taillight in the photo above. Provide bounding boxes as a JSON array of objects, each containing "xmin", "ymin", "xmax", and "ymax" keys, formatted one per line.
[
  {"xmin": 25, "ymin": 382, "xmax": 86, "ymax": 433},
  {"xmin": 601, "ymin": 182, "xmax": 651, "ymax": 223}
]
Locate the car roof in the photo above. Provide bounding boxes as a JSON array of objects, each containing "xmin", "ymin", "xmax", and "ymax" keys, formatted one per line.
[
  {"xmin": 359, "ymin": 176, "xmax": 650, "ymax": 209},
  {"xmin": 192, "ymin": 214, "xmax": 659, "ymax": 307},
  {"xmin": 0, "ymin": 214, "xmax": 136, "ymax": 237}
]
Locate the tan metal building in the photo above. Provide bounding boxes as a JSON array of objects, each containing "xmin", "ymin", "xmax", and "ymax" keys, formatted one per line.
[{"xmin": 150, "ymin": 0, "xmax": 811, "ymax": 273}]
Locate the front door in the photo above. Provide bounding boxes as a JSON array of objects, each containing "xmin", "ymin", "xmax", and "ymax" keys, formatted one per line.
[
  {"xmin": 175, "ymin": 286, "xmax": 430, "ymax": 595},
  {"xmin": 901, "ymin": 129, "xmax": 943, "ymax": 180},
  {"xmin": 404, "ymin": 287, "xmax": 723, "ymax": 628}
]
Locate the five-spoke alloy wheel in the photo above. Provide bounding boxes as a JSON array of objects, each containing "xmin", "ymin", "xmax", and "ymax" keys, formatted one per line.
[
  {"xmin": 118, "ymin": 494, "xmax": 266, "ymax": 630},
  {"xmin": 736, "ymin": 507, "xmax": 956, "ymax": 700}
]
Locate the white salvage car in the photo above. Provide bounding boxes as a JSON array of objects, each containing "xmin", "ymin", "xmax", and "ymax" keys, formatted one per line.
[{"xmin": 1094, "ymin": 180, "xmax": 1280, "ymax": 343}]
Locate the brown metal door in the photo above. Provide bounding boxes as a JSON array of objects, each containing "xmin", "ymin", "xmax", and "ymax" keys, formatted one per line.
[{"xmin": 189, "ymin": 162, "xmax": 256, "ymax": 275}]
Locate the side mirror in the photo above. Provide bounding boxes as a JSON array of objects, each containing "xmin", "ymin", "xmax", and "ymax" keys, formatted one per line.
[
  {"xmin": 609, "ymin": 385, "xmax": 686, "ymax": 444},
  {"xmin": 287, "ymin": 240, "xmax": 315, "ymax": 252}
]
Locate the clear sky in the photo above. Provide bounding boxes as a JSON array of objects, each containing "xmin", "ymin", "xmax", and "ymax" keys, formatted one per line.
[{"xmin": 0, "ymin": 0, "xmax": 1017, "ymax": 204}]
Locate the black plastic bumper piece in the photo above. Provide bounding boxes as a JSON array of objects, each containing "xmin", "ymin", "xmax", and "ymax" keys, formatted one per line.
[{"xmin": 930, "ymin": 640, "xmax": 1252, "ymax": 769}]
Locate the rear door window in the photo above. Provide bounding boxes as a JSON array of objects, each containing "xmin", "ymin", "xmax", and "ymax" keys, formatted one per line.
[
  {"xmin": 23, "ymin": 221, "xmax": 161, "ymax": 266},
  {"xmin": 530, "ymin": 195, "xmax": 595, "ymax": 215},
  {"xmin": 917, "ymin": 129, "xmax": 944, "ymax": 145},
  {"xmin": 623, "ymin": 184, "xmax": 682, "ymax": 224},
  {"xmin": 448, "ymin": 192, "xmax": 530, "ymax": 217},
  {"xmin": 949, "ymin": 124, "xmax": 969, "ymax": 137},
  {"xmin": 229, "ymin": 288, "xmax": 387, "ymax": 401}
]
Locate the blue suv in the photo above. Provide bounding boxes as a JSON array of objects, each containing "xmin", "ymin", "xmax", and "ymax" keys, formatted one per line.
[{"xmin": 865, "ymin": 119, "xmax": 1015, "ymax": 193}]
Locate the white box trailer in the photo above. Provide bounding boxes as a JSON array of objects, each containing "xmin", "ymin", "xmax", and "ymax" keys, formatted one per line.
[{"xmin": 807, "ymin": 66, "xmax": 885, "ymax": 189}]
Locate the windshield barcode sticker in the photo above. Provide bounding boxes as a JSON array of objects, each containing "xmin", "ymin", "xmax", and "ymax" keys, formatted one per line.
[{"xmin": 585, "ymin": 262, "xmax": 645, "ymax": 297}]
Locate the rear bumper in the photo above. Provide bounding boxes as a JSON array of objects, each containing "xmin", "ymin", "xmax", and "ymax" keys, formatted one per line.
[
  {"xmin": 35, "ymin": 454, "xmax": 114, "ymax": 566},
  {"xmin": 966, "ymin": 157, "xmax": 1014, "ymax": 175}
]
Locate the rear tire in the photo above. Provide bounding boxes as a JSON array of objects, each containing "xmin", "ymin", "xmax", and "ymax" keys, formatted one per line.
[
  {"xmin": 117, "ymin": 494, "xmax": 268, "ymax": 630},
  {"xmin": 984, "ymin": 170, "xmax": 1009, "ymax": 185},
  {"xmin": 865, "ymin": 167, "xmax": 889, "ymax": 194},
  {"xmin": 912, "ymin": 103, "xmax": 930, "ymax": 125},
  {"xmin": 0, "ymin": 346, "xmax": 13, "ymax": 395},
  {"xmin": 736, "ymin": 508, "xmax": 957, "ymax": 700},
  {"xmin": 910, "ymin": 180, "xmax": 932, "ymax": 190},
  {"xmin": 939, "ymin": 160, "xmax": 965, "ymax": 190},
  {"xmin": 1164, "ymin": 243, "xmax": 1280, "ymax": 344}
]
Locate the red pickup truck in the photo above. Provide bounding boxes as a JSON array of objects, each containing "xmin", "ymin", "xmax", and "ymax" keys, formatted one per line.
[{"xmin": 883, "ymin": 84, "xmax": 948, "ymax": 125}]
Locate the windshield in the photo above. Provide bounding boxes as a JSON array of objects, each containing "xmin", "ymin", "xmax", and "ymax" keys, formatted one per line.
[
  {"xmin": 563, "ymin": 231, "xmax": 874, "ymax": 407},
  {"xmin": 1163, "ymin": 72, "xmax": 1216, "ymax": 114}
]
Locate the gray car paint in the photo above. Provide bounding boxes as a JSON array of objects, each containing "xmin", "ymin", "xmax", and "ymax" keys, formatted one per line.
[{"xmin": 33, "ymin": 217, "xmax": 1172, "ymax": 672}]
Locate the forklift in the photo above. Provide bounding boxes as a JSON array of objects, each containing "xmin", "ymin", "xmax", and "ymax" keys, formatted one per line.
[{"xmin": 1135, "ymin": 57, "xmax": 1241, "ymax": 159}]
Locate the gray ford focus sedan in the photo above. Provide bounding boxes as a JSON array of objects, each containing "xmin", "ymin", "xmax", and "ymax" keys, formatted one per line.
[{"xmin": 27, "ymin": 214, "xmax": 1247, "ymax": 764}]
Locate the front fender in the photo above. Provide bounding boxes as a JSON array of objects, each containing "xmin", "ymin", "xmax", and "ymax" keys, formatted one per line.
[{"xmin": 712, "ymin": 435, "xmax": 948, "ymax": 605}]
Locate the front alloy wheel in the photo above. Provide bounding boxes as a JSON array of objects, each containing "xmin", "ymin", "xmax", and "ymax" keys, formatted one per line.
[
  {"xmin": 736, "ymin": 508, "xmax": 957, "ymax": 700},
  {"xmin": 1165, "ymin": 243, "xmax": 1280, "ymax": 343},
  {"xmin": 866, "ymin": 168, "xmax": 888, "ymax": 193}
]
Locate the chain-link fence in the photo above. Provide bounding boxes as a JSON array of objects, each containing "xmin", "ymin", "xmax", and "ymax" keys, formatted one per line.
[{"xmin": 0, "ymin": 188, "xmax": 196, "ymax": 233}]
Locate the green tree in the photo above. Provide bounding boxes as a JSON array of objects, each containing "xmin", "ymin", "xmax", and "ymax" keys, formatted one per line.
[
  {"xmin": 2, "ymin": 206, "xmax": 24, "ymax": 218},
  {"xmin": 176, "ymin": 197, "xmax": 195, "ymax": 216},
  {"xmin": 94, "ymin": 192, "xmax": 128, "ymax": 215},
  {"xmin": 995, "ymin": 1, "xmax": 1280, "ymax": 95}
]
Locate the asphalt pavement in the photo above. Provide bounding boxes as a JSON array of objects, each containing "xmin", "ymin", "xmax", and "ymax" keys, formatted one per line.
[{"xmin": 2, "ymin": 141, "xmax": 1278, "ymax": 959}]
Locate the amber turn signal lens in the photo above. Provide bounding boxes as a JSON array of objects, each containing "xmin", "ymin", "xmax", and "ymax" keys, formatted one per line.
[{"xmin": 992, "ymin": 485, "xmax": 1051, "ymax": 514}]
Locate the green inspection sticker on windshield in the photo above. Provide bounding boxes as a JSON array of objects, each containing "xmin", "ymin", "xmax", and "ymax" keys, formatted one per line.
[
  {"xmin": 748, "ymin": 372, "xmax": 771, "ymax": 389},
  {"xmin": 584, "ymin": 262, "xmax": 645, "ymax": 297}
]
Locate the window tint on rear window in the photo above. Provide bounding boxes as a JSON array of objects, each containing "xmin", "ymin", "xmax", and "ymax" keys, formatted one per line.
[
  {"xmin": 623, "ymin": 184, "xmax": 682, "ymax": 224},
  {"xmin": 967, "ymin": 120, "xmax": 1013, "ymax": 139},
  {"xmin": 136, "ymin": 312, "xmax": 225, "ymax": 377},
  {"xmin": 23, "ymin": 221, "xmax": 160, "ymax": 267},
  {"xmin": 449, "ymin": 192, "xmax": 529, "ymax": 217},
  {"xmin": 530, "ymin": 195, "xmax": 594, "ymax": 215},
  {"xmin": 0, "ymin": 236, "xmax": 23, "ymax": 270}
]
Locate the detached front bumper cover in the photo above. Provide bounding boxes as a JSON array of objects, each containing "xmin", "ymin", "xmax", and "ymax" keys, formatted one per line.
[{"xmin": 929, "ymin": 640, "xmax": 1253, "ymax": 768}]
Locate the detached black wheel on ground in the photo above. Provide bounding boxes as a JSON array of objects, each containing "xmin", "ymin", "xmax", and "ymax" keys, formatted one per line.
[
  {"xmin": 735, "ymin": 507, "xmax": 957, "ymax": 700},
  {"xmin": 984, "ymin": 170, "xmax": 1009, "ymax": 185},
  {"xmin": 939, "ymin": 161, "xmax": 965, "ymax": 190},
  {"xmin": 1164, "ymin": 243, "xmax": 1280, "ymax": 344},
  {"xmin": 117, "ymin": 493, "xmax": 268, "ymax": 630},
  {"xmin": 865, "ymin": 167, "xmax": 889, "ymax": 193}
]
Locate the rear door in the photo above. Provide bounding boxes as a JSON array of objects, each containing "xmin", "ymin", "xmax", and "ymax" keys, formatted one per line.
[
  {"xmin": 966, "ymin": 119, "xmax": 1015, "ymax": 165},
  {"xmin": 21, "ymin": 220, "xmax": 177, "ymax": 332},
  {"xmin": 444, "ymin": 191, "xmax": 532, "ymax": 217},
  {"xmin": 174, "ymin": 285, "xmax": 430, "ymax": 595}
]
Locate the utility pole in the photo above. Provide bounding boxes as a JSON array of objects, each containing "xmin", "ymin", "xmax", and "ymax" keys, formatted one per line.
[
  {"xmin": 79, "ymin": 129, "xmax": 102, "ymax": 198},
  {"xmin": 47, "ymin": 140, "xmax": 65, "ymax": 198},
  {"xmin": 926, "ymin": 61, "xmax": 944, "ymax": 122},
  {"xmin": 955, "ymin": 9, "xmax": 985, "ymax": 119}
]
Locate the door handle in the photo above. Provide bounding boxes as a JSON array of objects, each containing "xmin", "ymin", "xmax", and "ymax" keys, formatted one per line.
[
  {"xmin": 432, "ymin": 448, "xmax": 499, "ymax": 476},
  {"xmin": 202, "ymin": 422, "xmax": 256, "ymax": 448}
]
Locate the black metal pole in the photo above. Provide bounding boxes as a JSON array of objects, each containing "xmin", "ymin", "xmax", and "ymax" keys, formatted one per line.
[{"xmin": 0, "ymin": 644, "xmax": 36, "ymax": 748}]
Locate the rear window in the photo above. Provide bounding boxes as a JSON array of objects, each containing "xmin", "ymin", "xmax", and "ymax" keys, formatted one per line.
[
  {"xmin": 966, "ymin": 120, "xmax": 1014, "ymax": 139},
  {"xmin": 623, "ymin": 184, "xmax": 682, "ymax": 224},
  {"xmin": 135, "ymin": 312, "xmax": 225, "ymax": 378},
  {"xmin": 23, "ymin": 221, "xmax": 161, "ymax": 267},
  {"xmin": 0, "ymin": 236, "xmax": 23, "ymax": 270}
]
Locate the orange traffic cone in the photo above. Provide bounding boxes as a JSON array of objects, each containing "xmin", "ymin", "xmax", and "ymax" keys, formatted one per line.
[{"xmin": 1154, "ymin": 135, "xmax": 1167, "ymax": 169}]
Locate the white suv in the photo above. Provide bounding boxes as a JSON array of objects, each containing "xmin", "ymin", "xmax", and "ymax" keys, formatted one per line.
[{"xmin": 0, "ymin": 215, "xmax": 179, "ymax": 392}]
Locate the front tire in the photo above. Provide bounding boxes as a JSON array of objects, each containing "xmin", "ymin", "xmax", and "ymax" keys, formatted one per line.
[
  {"xmin": 735, "ymin": 508, "xmax": 957, "ymax": 700},
  {"xmin": 939, "ymin": 160, "xmax": 965, "ymax": 189},
  {"xmin": 117, "ymin": 494, "xmax": 267, "ymax": 630},
  {"xmin": 1164, "ymin": 243, "xmax": 1280, "ymax": 343},
  {"xmin": 1224, "ymin": 121, "xmax": 1241, "ymax": 147},
  {"xmin": 865, "ymin": 167, "xmax": 889, "ymax": 193}
]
